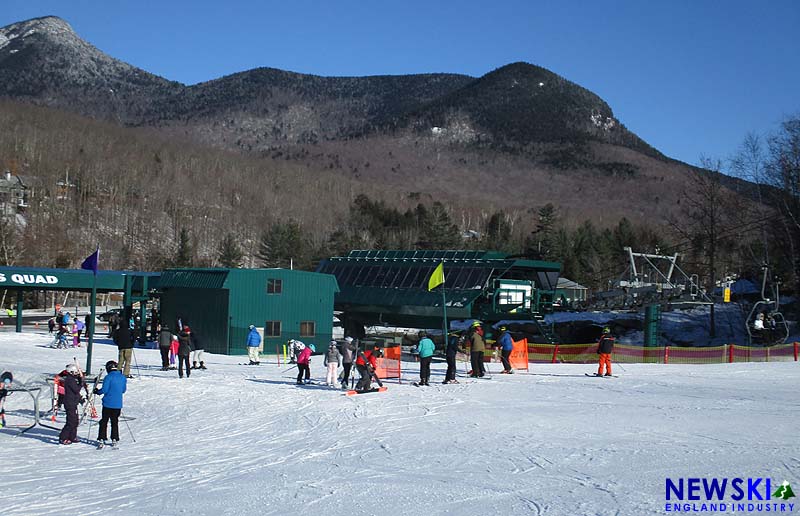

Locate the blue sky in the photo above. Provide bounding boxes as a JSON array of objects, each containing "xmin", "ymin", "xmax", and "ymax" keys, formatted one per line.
[{"xmin": 2, "ymin": 0, "xmax": 798, "ymax": 168}]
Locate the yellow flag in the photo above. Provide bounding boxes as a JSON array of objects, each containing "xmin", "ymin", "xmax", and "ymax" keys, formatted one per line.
[{"xmin": 427, "ymin": 262, "xmax": 445, "ymax": 291}]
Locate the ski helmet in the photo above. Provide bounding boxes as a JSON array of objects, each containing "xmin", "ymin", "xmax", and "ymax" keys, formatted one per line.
[
  {"xmin": 418, "ymin": 330, "xmax": 427, "ymax": 337},
  {"xmin": 248, "ymin": 324, "xmax": 255, "ymax": 330},
  {"xmin": 105, "ymin": 360, "xmax": 119, "ymax": 373},
  {"xmin": 344, "ymin": 336, "xmax": 354, "ymax": 343},
  {"xmin": 471, "ymin": 321, "xmax": 481, "ymax": 328},
  {"xmin": 66, "ymin": 364, "xmax": 80, "ymax": 375},
  {"xmin": 603, "ymin": 326, "xmax": 611, "ymax": 334},
  {"xmin": 498, "ymin": 326, "xmax": 507, "ymax": 332}
]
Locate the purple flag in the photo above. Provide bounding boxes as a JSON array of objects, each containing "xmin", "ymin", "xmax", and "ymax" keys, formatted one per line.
[{"xmin": 81, "ymin": 248, "xmax": 100, "ymax": 274}]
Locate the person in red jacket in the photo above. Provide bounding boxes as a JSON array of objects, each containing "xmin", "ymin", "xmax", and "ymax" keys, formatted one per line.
[
  {"xmin": 355, "ymin": 345, "xmax": 382, "ymax": 391},
  {"xmin": 596, "ymin": 326, "xmax": 615, "ymax": 376}
]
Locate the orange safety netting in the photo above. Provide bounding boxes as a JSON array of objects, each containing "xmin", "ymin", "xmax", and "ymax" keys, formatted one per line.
[
  {"xmin": 523, "ymin": 342, "xmax": 800, "ymax": 365},
  {"xmin": 375, "ymin": 345, "xmax": 402, "ymax": 380}
]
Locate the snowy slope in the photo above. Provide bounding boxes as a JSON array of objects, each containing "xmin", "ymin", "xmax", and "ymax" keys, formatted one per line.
[{"xmin": 0, "ymin": 330, "xmax": 798, "ymax": 516}]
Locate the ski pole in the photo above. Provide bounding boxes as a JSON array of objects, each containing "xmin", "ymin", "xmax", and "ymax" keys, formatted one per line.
[
  {"xmin": 132, "ymin": 349, "xmax": 142, "ymax": 379},
  {"xmin": 121, "ymin": 412, "xmax": 136, "ymax": 443}
]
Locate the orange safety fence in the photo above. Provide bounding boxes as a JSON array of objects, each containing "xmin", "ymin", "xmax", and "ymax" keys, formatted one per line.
[
  {"xmin": 375, "ymin": 345, "xmax": 402, "ymax": 381},
  {"xmin": 523, "ymin": 342, "xmax": 800, "ymax": 365},
  {"xmin": 509, "ymin": 339, "xmax": 529, "ymax": 371}
]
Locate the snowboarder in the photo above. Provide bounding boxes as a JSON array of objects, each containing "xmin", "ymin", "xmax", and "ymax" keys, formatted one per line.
[
  {"xmin": 416, "ymin": 330, "xmax": 435, "ymax": 386},
  {"xmin": 596, "ymin": 326, "xmax": 615, "ymax": 377},
  {"xmin": 246, "ymin": 325, "xmax": 261, "ymax": 365},
  {"xmin": 468, "ymin": 321, "xmax": 486, "ymax": 377},
  {"xmin": 58, "ymin": 364, "xmax": 83, "ymax": 445},
  {"xmin": 497, "ymin": 326, "xmax": 514, "ymax": 374},
  {"xmin": 324, "ymin": 340, "xmax": 341, "ymax": 387},
  {"xmin": 295, "ymin": 342, "xmax": 312, "ymax": 384},
  {"xmin": 158, "ymin": 324, "xmax": 172, "ymax": 370},
  {"xmin": 94, "ymin": 360, "xmax": 127, "ymax": 448},
  {"xmin": 177, "ymin": 326, "xmax": 193, "ymax": 378},
  {"xmin": 340, "ymin": 337, "xmax": 356, "ymax": 389},
  {"xmin": 355, "ymin": 345, "xmax": 382, "ymax": 391}
]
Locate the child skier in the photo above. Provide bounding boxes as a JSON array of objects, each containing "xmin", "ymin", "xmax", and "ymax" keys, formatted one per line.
[
  {"xmin": 324, "ymin": 340, "xmax": 341, "ymax": 388},
  {"xmin": 416, "ymin": 331, "xmax": 435, "ymax": 386},
  {"xmin": 497, "ymin": 326, "xmax": 514, "ymax": 374},
  {"xmin": 58, "ymin": 364, "xmax": 84, "ymax": 444},
  {"xmin": 596, "ymin": 326, "xmax": 615, "ymax": 376},
  {"xmin": 169, "ymin": 334, "xmax": 179, "ymax": 369},
  {"xmin": 355, "ymin": 345, "xmax": 382, "ymax": 391},
  {"xmin": 295, "ymin": 342, "xmax": 312, "ymax": 385},
  {"xmin": 94, "ymin": 360, "xmax": 127, "ymax": 448}
]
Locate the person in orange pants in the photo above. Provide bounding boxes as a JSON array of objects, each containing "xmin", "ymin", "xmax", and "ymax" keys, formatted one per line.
[{"xmin": 596, "ymin": 326, "xmax": 615, "ymax": 376}]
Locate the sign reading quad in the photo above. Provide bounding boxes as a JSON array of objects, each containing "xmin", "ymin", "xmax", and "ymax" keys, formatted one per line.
[{"xmin": 0, "ymin": 273, "xmax": 59, "ymax": 285}]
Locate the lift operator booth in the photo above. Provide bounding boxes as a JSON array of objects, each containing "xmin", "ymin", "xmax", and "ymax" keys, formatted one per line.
[{"xmin": 0, "ymin": 266, "xmax": 159, "ymax": 374}]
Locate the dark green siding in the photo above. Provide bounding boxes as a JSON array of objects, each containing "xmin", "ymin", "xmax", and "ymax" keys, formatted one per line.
[{"xmin": 159, "ymin": 287, "xmax": 230, "ymax": 354}]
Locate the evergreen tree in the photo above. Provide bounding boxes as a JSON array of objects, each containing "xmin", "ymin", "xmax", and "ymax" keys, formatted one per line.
[
  {"xmin": 217, "ymin": 233, "xmax": 244, "ymax": 268},
  {"xmin": 257, "ymin": 221, "xmax": 310, "ymax": 269},
  {"xmin": 525, "ymin": 203, "xmax": 558, "ymax": 259},
  {"xmin": 418, "ymin": 202, "xmax": 461, "ymax": 249},
  {"xmin": 483, "ymin": 211, "xmax": 513, "ymax": 252},
  {"xmin": 174, "ymin": 228, "xmax": 194, "ymax": 267}
]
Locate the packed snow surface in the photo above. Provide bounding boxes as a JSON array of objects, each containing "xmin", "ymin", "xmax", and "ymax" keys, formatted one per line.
[{"xmin": 0, "ymin": 330, "xmax": 798, "ymax": 515}]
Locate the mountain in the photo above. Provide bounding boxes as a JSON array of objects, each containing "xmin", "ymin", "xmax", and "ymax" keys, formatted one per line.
[{"xmin": 0, "ymin": 16, "xmax": 766, "ymax": 277}]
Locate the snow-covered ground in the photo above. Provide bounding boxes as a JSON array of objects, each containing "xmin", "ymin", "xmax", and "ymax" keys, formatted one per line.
[{"xmin": 1, "ymin": 330, "xmax": 798, "ymax": 516}]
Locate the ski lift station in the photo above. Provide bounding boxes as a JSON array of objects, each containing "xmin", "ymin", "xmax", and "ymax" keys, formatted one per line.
[
  {"xmin": 316, "ymin": 250, "xmax": 561, "ymax": 340},
  {"xmin": 0, "ymin": 266, "xmax": 340, "ymax": 357}
]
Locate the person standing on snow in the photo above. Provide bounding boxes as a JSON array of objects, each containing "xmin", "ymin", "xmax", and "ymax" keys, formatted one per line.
[
  {"xmin": 177, "ymin": 326, "xmax": 193, "ymax": 378},
  {"xmin": 94, "ymin": 360, "xmax": 127, "ymax": 448},
  {"xmin": 443, "ymin": 333, "xmax": 460, "ymax": 384},
  {"xmin": 58, "ymin": 364, "xmax": 83, "ymax": 445},
  {"xmin": 190, "ymin": 329, "xmax": 206, "ymax": 370},
  {"xmin": 246, "ymin": 325, "xmax": 261, "ymax": 365},
  {"xmin": 497, "ymin": 326, "xmax": 514, "ymax": 374},
  {"xmin": 596, "ymin": 326, "xmax": 615, "ymax": 377},
  {"xmin": 295, "ymin": 342, "xmax": 312, "ymax": 385},
  {"xmin": 115, "ymin": 313, "xmax": 134, "ymax": 378},
  {"xmin": 324, "ymin": 340, "xmax": 341, "ymax": 387},
  {"xmin": 468, "ymin": 321, "xmax": 486, "ymax": 378},
  {"xmin": 340, "ymin": 337, "xmax": 356, "ymax": 389},
  {"xmin": 416, "ymin": 331, "xmax": 435, "ymax": 386},
  {"xmin": 158, "ymin": 324, "xmax": 172, "ymax": 371}
]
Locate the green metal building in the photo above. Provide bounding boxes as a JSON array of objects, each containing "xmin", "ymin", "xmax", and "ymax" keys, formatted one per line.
[
  {"xmin": 316, "ymin": 250, "xmax": 561, "ymax": 342},
  {"xmin": 157, "ymin": 268, "xmax": 339, "ymax": 355}
]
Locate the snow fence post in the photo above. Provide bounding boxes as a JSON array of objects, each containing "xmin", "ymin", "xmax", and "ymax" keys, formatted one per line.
[
  {"xmin": 663, "ymin": 345, "xmax": 669, "ymax": 364},
  {"xmin": 551, "ymin": 344, "xmax": 559, "ymax": 364},
  {"xmin": 728, "ymin": 344, "xmax": 734, "ymax": 363},
  {"xmin": 794, "ymin": 342, "xmax": 798, "ymax": 362}
]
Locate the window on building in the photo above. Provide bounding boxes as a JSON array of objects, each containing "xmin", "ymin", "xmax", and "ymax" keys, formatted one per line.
[
  {"xmin": 265, "ymin": 321, "xmax": 281, "ymax": 337},
  {"xmin": 300, "ymin": 321, "xmax": 315, "ymax": 337},
  {"xmin": 266, "ymin": 278, "xmax": 283, "ymax": 294}
]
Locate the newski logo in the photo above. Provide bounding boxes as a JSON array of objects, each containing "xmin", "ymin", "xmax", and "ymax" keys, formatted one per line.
[{"xmin": 665, "ymin": 478, "xmax": 796, "ymax": 513}]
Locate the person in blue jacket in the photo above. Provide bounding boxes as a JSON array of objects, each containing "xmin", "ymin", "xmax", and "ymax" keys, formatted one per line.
[
  {"xmin": 246, "ymin": 325, "xmax": 262, "ymax": 365},
  {"xmin": 94, "ymin": 360, "xmax": 127, "ymax": 448},
  {"xmin": 416, "ymin": 330, "xmax": 436, "ymax": 386},
  {"xmin": 498, "ymin": 326, "xmax": 514, "ymax": 374}
]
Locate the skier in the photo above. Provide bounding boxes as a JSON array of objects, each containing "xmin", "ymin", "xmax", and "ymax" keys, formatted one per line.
[
  {"xmin": 443, "ymin": 333, "xmax": 459, "ymax": 384},
  {"xmin": 246, "ymin": 325, "xmax": 261, "ymax": 365},
  {"xmin": 94, "ymin": 360, "xmax": 127, "ymax": 448},
  {"xmin": 596, "ymin": 326, "xmax": 615, "ymax": 377},
  {"xmin": 355, "ymin": 345, "xmax": 382, "ymax": 391},
  {"xmin": 169, "ymin": 333, "xmax": 179, "ymax": 369},
  {"xmin": 416, "ymin": 330, "xmax": 435, "ymax": 386},
  {"xmin": 158, "ymin": 324, "xmax": 172, "ymax": 371},
  {"xmin": 324, "ymin": 340, "xmax": 341, "ymax": 387},
  {"xmin": 191, "ymin": 328, "xmax": 206, "ymax": 370},
  {"xmin": 497, "ymin": 326, "xmax": 514, "ymax": 374},
  {"xmin": 295, "ymin": 342, "xmax": 311, "ymax": 385},
  {"xmin": 58, "ymin": 364, "xmax": 84, "ymax": 445},
  {"xmin": 0, "ymin": 371, "xmax": 11, "ymax": 428},
  {"xmin": 287, "ymin": 339, "xmax": 302, "ymax": 364},
  {"xmin": 468, "ymin": 321, "xmax": 486, "ymax": 378},
  {"xmin": 177, "ymin": 326, "xmax": 193, "ymax": 378},
  {"xmin": 340, "ymin": 337, "xmax": 356, "ymax": 389}
]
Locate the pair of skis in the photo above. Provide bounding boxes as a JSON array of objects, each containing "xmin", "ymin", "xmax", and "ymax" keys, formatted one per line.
[{"xmin": 585, "ymin": 373, "xmax": 619, "ymax": 378}]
